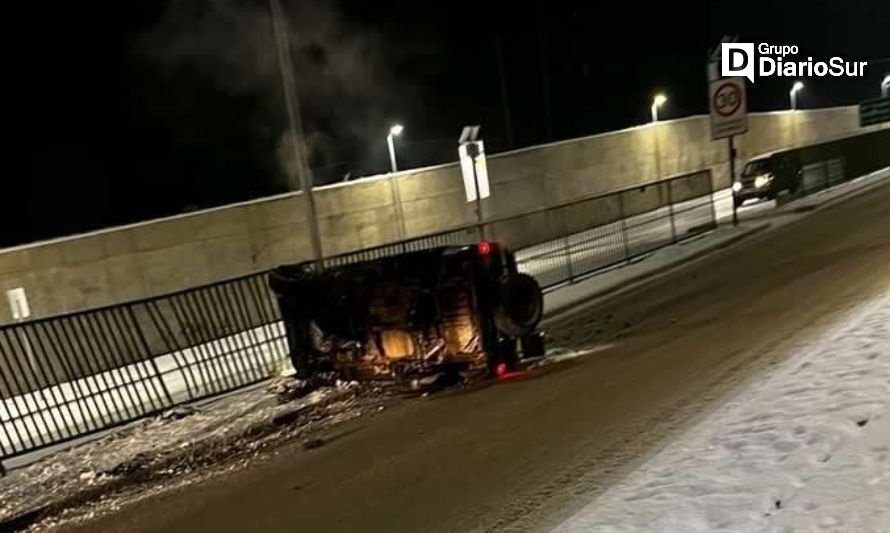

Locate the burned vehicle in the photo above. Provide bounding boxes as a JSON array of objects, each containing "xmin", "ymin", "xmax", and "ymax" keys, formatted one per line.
[{"xmin": 269, "ymin": 242, "xmax": 545, "ymax": 383}]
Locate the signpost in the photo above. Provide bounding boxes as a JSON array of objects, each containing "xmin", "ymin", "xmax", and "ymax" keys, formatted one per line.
[
  {"xmin": 709, "ymin": 44, "xmax": 748, "ymax": 226},
  {"xmin": 458, "ymin": 126, "xmax": 491, "ymax": 238},
  {"xmin": 709, "ymin": 77, "xmax": 748, "ymax": 139},
  {"xmin": 7, "ymin": 287, "xmax": 35, "ymax": 369}
]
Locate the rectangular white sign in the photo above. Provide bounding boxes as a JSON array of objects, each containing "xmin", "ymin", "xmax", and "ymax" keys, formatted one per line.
[
  {"xmin": 458, "ymin": 141, "xmax": 491, "ymax": 202},
  {"xmin": 7, "ymin": 287, "xmax": 31, "ymax": 320}
]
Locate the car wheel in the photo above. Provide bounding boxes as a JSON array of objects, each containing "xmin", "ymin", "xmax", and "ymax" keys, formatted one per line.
[{"xmin": 494, "ymin": 273, "xmax": 544, "ymax": 337}]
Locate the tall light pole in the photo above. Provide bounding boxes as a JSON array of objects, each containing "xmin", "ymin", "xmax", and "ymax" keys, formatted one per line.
[
  {"xmin": 651, "ymin": 94, "xmax": 667, "ymax": 122},
  {"xmin": 790, "ymin": 81, "xmax": 804, "ymax": 111},
  {"xmin": 882, "ymin": 75, "xmax": 890, "ymax": 97},
  {"xmin": 269, "ymin": 0, "xmax": 322, "ymax": 260},
  {"xmin": 650, "ymin": 93, "xmax": 671, "ymax": 238},
  {"xmin": 386, "ymin": 124, "xmax": 406, "ymax": 238},
  {"xmin": 386, "ymin": 124, "xmax": 403, "ymax": 172}
]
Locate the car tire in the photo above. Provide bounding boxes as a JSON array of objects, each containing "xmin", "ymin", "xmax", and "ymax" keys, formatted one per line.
[{"xmin": 494, "ymin": 273, "xmax": 544, "ymax": 337}]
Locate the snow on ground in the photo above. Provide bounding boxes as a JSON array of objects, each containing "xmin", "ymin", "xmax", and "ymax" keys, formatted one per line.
[
  {"xmin": 0, "ymin": 379, "xmax": 375, "ymax": 525},
  {"xmin": 555, "ymin": 288, "xmax": 890, "ymax": 532}
]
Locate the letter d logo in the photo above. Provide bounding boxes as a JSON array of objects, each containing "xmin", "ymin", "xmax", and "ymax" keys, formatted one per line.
[{"xmin": 722, "ymin": 43, "xmax": 755, "ymax": 83}]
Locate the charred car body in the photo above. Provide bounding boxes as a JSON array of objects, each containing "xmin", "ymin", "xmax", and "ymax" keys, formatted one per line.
[{"xmin": 269, "ymin": 242, "xmax": 545, "ymax": 383}]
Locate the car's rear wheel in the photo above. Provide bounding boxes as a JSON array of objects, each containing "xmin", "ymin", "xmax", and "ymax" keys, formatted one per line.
[{"xmin": 494, "ymin": 273, "xmax": 544, "ymax": 337}]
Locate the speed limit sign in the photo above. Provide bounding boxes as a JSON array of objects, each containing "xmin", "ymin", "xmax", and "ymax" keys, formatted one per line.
[{"xmin": 709, "ymin": 77, "xmax": 747, "ymax": 139}]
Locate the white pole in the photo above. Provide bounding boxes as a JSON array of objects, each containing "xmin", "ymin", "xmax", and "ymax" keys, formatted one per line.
[
  {"xmin": 790, "ymin": 82, "xmax": 803, "ymax": 111},
  {"xmin": 387, "ymin": 133, "xmax": 398, "ymax": 172},
  {"xmin": 385, "ymin": 126, "xmax": 406, "ymax": 237},
  {"xmin": 650, "ymin": 94, "xmax": 666, "ymax": 123}
]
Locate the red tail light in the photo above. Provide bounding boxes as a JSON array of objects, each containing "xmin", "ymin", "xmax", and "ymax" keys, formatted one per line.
[{"xmin": 478, "ymin": 240, "xmax": 493, "ymax": 257}]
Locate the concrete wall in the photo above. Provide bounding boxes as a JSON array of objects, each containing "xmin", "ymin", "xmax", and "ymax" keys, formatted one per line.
[{"xmin": 1, "ymin": 106, "xmax": 884, "ymax": 323}]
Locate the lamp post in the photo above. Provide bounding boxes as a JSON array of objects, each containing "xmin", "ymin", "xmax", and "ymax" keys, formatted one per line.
[
  {"xmin": 650, "ymin": 94, "xmax": 667, "ymax": 122},
  {"xmin": 790, "ymin": 81, "xmax": 804, "ymax": 111},
  {"xmin": 650, "ymin": 93, "xmax": 672, "ymax": 238},
  {"xmin": 386, "ymin": 124, "xmax": 406, "ymax": 238},
  {"xmin": 882, "ymin": 75, "xmax": 889, "ymax": 97},
  {"xmin": 268, "ymin": 0, "xmax": 322, "ymax": 259},
  {"xmin": 386, "ymin": 124, "xmax": 403, "ymax": 172}
]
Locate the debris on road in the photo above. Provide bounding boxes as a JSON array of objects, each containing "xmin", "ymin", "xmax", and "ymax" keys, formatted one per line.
[
  {"xmin": 0, "ymin": 380, "xmax": 393, "ymax": 531},
  {"xmin": 160, "ymin": 406, "xmax": 198, "ymax": 422},
  {"xmin": 302, "ymin": 438, "xmax": 325, "ymax": 450}
]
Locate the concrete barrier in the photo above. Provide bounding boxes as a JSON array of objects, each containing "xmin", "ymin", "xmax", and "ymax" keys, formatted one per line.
[{"xmin": 1, "ymin": 106, "xmax": 885, "ymax": 323}]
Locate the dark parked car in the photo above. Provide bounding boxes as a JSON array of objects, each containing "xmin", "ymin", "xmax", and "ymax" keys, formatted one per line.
[{"xmin": 269, "ymin": 241, "xmax": 545, "ymax": 384}]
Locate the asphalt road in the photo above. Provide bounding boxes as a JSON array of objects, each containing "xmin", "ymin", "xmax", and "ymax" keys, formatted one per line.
[{"xmin": 68, "ymin": 181, "xmax": 890, "ymax": 533}]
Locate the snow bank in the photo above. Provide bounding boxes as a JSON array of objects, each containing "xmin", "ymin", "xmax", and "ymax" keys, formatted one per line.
[{"xmin": 555, "ymin": 288, "xmax": 890, "ymax": 532}]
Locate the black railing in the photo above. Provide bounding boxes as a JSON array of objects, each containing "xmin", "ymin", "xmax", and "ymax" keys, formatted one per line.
[
  {"xmin": 0, "ymin": 170, "xmax": 715, "ymax": 462},
  {"xmin": 320, "ymin": 169, "xmax": 716, "ymax": 289},
  {"xmin": 0, "ymin": 272, "xmax": 286, "ymax": 460},
  {"xmin": 797, "ymin": 158, "xmax": 846, "ymax": 197},
  {"xmin": 498, "ymin": 170, "xmax": 714, "ymax": 288}
]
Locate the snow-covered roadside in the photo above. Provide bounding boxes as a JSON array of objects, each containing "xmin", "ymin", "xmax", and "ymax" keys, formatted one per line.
[
  {"xmin": 555, "ymin": 288, "xmax": 890, "ymax": 532},
  {"xmin": 0, "ymin": 379, "xmax": 384, "ymax": 528}
]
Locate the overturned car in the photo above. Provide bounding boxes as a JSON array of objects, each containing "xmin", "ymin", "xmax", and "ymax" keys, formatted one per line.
[{"xmin": 269, "ymin": 242, "xmax": 545, "ymax": 383}]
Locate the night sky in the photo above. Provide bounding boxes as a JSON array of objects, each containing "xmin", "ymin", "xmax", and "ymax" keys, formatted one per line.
[{"xmin": 4, "ymin": 0, "xmax": 888, "ymax": 247}]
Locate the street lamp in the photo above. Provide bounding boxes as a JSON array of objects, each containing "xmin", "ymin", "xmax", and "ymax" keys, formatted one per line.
[
  {"xmin": 385, "ymin": 124, "xmax": 406, "ymax": 237},
  {"xmin": 651, "ymin": 94, "xmax": 667, "ymax": 122},
  {"xmin": 386, "ymin": 124, "xmax": 404, "ymax": 172},
  {"xmin": 882, "ymin": 75, "xmax": 889, "ymax": 97},
  {"xmin": 790, "ymin": 81, "xmax": 804, "ymax": 111}
]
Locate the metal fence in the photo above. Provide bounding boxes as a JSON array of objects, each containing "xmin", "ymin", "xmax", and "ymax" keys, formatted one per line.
[
  {"xmin": 0, "ymin": 273, "xmax": 286, "ymax": 460},
  {"xmin": 321, "ymin": 169, "xmax": 716, "ymax": 289},
  {"xmin": 513, "ymin": 170, "xmax": 715, "ymax": 288},
  {"xmin": 0, "ymin": 170, "xmax": 715, "ymax": 461},
  {"xmin": 798, "ymin": 157, "xmax": 846, "ymax": 196},
  {"xmin": 321, "ymin": 226, "xmax": 481, "ymax": 269}
]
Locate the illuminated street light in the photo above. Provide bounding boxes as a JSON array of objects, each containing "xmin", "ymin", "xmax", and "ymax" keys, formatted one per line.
[
  {"xmin": 386, "ymin": 124, "xmax": 407, "ymax": 237},
  {"xmin": 386, "ymin": 124, "xmax": 404, "ymax": 172},
  {"xmin": 882, "ymin": 75, "xmax": 889, "ymax": 97},
  {"xmin": 651, "ymin": 94, "xmax": 667, "ymax": 122},
  {"xmin": 790, "ymin": 81, "xmax": 805, "ymax": 111}
]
